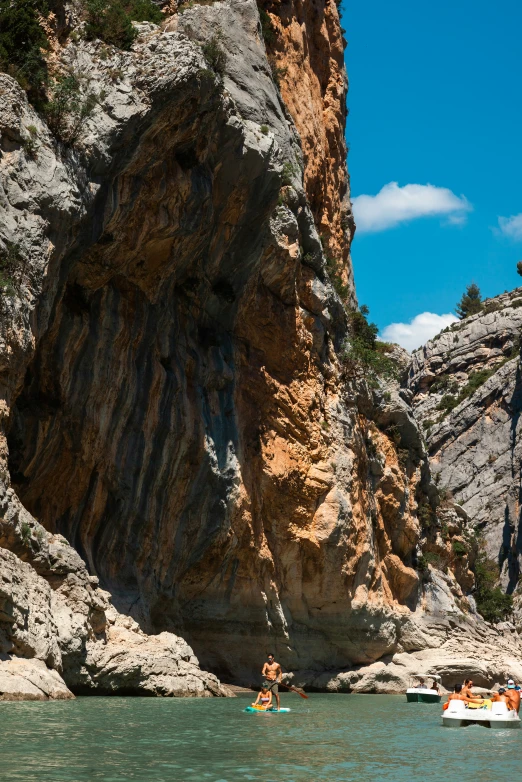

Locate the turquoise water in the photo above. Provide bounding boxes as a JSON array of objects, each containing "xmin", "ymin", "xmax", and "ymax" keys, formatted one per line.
[{"xmin": 2, "ymin": 693, "xmax": 521, "ymax": 781}]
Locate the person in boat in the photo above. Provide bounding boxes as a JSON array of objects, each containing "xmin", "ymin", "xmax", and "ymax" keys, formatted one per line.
[
  {"xmin": 251, "ymin": 686, "xmax": 273, "ymax": 711},
  {"xmin": 447, "ymin": 683, "xmax": 484, "ymax": 705},
  {"xmin": 493, "ymin": 687, "xmax": 513, "ymax": 709},
  {"xmin": 461, "ymin": 678, "xmax": 473, "ymax": 698},
  {"xmin": 416, "ymin": 678, "xmax": 426, "ymax": 689},
  {"xmin": 261, "ymin": 653, "xmax": 282, "ymax": 711},
  {"xmin": 506, "ymin": 679, "xmax": 521, "ymax": 713},
  {"xmin": 430, "ymin": 679, "xmax": 441, "ymax": 694}
]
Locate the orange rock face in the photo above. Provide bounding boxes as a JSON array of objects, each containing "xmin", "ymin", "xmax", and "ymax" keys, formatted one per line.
[
  {"xmin": 260, "ymin": 0, "xmax": 355, "ymax": 301},
  {"xmin": 1, "ymin": 1, "xmax": 442, "ymax": 686}
]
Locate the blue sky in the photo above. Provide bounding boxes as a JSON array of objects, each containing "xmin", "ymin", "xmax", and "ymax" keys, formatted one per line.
[{"xmin": 341, "ymin": 0, "xmax": 522, "ymax": 348}]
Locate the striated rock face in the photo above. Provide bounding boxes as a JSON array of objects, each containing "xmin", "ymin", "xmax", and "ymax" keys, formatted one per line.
[
  {"xmin": 259, "ymin": 0, "xmax": 355, "ymax": 301},
  {"xmin": 408, "ymin": 289, "xmax": 522, "ymax": 593},
  {"xmin": 1, "ymin": 0, "xmax": 521, "ymax": 695}
]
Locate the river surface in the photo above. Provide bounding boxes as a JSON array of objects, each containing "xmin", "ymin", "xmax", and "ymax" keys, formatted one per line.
[{"xmin": 2, "ymin": 693, "xmax": 521, "ymax": 781}]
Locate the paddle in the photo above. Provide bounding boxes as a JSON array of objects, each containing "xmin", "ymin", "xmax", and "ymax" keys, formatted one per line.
[{"xmin": 278, "ymin": 682, "xmax": 309, "ymax": 699}]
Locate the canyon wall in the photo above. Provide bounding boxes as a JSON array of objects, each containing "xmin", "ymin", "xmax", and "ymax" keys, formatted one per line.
[
  {"xmin": 409, "ymin": 289, "xmax": 522, "ymax": 599},
  {"xmin": 1, "ymin": 0, "xmax": 521, "ymax": 696}
]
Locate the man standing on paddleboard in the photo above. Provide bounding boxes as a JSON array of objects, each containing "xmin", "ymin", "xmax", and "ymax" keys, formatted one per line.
[{"xmin": 261, "ymin": 653, "xmax": 282, "ymax": 711}]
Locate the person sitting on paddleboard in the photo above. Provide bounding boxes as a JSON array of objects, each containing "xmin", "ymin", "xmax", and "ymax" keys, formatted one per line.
[
  {"xmin": 261, "ymin": 653, "xmax": 282, "ymax": 711},
  {"xmin": 251, "ymin": 686, "xmax": 272, "ymax": 711}
]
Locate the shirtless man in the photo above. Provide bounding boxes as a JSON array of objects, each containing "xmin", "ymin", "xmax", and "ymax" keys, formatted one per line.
[
  {"xmin": 261, "ymin": 653, "xmax": 282, "ymax": 711},
  {"xmin": 461, "ymin": 679, "xmax": 473, "ymax": 698},
  {"xmin": 447, "ymin": 683, "xmax": 484, "ymax": 705},
  {"xmin": 506, "ymin": 679, "xmax": 521, "ymax": 713},
  {"xmin": 493, "ymin": 687, "xmax": 513, "ymax": 708}
]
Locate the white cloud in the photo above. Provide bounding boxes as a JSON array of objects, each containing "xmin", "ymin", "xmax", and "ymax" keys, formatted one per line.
[
  {"xmin": 381, "ymin": 312, "xmax": 458, "ymax": 352},
  {"xmin": 352, "ymin": 182, "xmax": 472, "ymax": 234},
  {"xmin": 446, "ymin": 213, "xmax": 468, "ymax": 226},
  {"xmin": 497, "ymin": 213, "xmax": 522, "ymax": 241}
]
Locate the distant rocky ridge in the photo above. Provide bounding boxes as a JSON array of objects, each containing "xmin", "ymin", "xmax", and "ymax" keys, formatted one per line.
[{"xmin": 408, "ymin": 287, "xmax": 522, "ymax": 601}]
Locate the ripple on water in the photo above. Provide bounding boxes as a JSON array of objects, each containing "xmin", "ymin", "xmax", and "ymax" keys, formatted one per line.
[{"xmin": 1, "ymin": 694, "xmax": 520, "ymax": 781}]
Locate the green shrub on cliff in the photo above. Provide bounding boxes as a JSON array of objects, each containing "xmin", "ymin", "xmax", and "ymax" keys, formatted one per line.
[
  {"xmin": 84, "ymin": 0, "xmax": 162, "ymax": 50},
  {"xmin": 44, "ymin": 73, "xmax": 100, "ymax": 144},
  {"xmin": 341, "ymin": 306, "xmax": 399, "ymax": 385},
  {"xmin": 462, "ymin": 368, "xmax": 495, "ymax": 396},
  {"xmin": 436, "ymin": 367, "xmax": 500, "ymax": 419},
  {"xmin": 473, "ymin": 552, "xmax": 513, "ymax": 623},
  {"xmin": 0, "ymin": 0, "xmax": 50, "ymax": 105},
  {"xmin": 417, "ymin": 551, "xmax": 446, "ymax": 573},
  {"xmin": 436, "ymin": 393, "xmax": 459, "ymax": 413},
  {"xmin": 258, "ymin": 7, "xmax": 275, "ymax": 45},
  {"xmin": 202, "ymin": 35, "xmax": 226, "ymax": 77},
  {"xmin": 429, "ymin": 374, "xmax": 458, "ymax": 395},
  {"xmin": 452, "ymin": 539, "xmax": 467, "ymax": 557}
]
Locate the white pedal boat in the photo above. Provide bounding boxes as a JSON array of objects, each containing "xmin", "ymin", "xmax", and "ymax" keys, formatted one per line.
[{"xmin": 442, "ymin": 699, "xmax": 520, "ymax": 729}]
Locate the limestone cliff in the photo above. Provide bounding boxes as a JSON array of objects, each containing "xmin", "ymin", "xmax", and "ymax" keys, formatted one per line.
[
  {"xmin": 1, "ymin": 0, "xmax": 521, "ymax": 698},
  {"xmin": 258, "ymin": 0, "xmax": 355, "ymax": 301},
  {"xmin": 409, "ymin": 288, "xmax": 522, "ymax": 602}
]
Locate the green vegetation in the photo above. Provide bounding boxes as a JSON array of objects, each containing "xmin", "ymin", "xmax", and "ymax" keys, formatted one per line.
[
  {"xmin": 417, "ymin": 502, "xmax": 437, "ymax": 531},
  {"xmin": 84, "ymin": 0, "xmax": 162, "ymax": 50},
  {"xmin": 0, "ymin": 242, "xmax": 27, "ymax": 298},
  {"xmin": 202, "ymin": 35, "xmax": 226, "ymax": 76},
  {"xmin": 436, "ymin": 367, "xmax": 500, "ymax": 417},
  {"xmin": 456, "ymin": 283, "xmax": 483, "ymax": 319},
  {"xmin": 483, "ymin": 301, "xmax": 502, "ymax": 314},
  {"xmin": 511, "ymin": 298, "xmax": 522, "ymax": 308},
  {"xmin": 452, "ymin": 540, "xmax": 467, "ymax": 557},
  {"xmin": 517, "ymin": 261, "xmax": 522, "ymax": 278},
  {"xmin": 473, "ymin": 552, "xmax": 513, "ymax": 623},
  {"xmin": 462, "ymin": 368, "xmax": 496, "ymax": 395},
  {"xmin": 0, "ymin": 0, "xmax": 49, "ymax": 105},
  {"xmin": 260, "ymin": 124, "xmax": 269, "ymax": 135},
  {"xmin": 20, "ymin": 520, "xmax": 32, "ymax": 544},
  {"xmin": 341, "ymin": 306, "xmax": 400, "ymax": 386},
  {"xmin": 44, "ymin": 73, "xmax": 100, "ymax": 144},
  {"xmin": 429, "ymin": 374, "xmax": 458, "ymax": 395},
  {"xmin": 258, "ymin": 7, "xmax": 275, "ymax": 45},
  {"xmin": 436, "ymin": 393, "xmax": 458, "ymax": 413},
  {"xmin": 281, "ymin": 161, "xmax": 297, "ymax": 187},
  {"xmin": 417, "ymin": 551, "xmax": 446, "ymax": 573}
]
